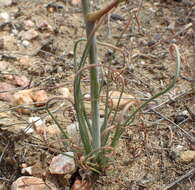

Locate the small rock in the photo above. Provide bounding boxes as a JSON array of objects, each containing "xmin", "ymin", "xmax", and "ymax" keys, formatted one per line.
[
  {"xmin": 29, "ymin": 116, "xmax": 45, "ymax": 132},
  {"xmin": 71, "ymin": 0, "xmax": 81, "ymax": 6},
  {"xmin": 4, "ymin": 75, "xmax": 30, "ymax": 87},
  {"xmin": 58, "ymin": 87, "xmax": 71, "ymax": 99},
  {"xmin": 22, "ymin": 40, "xmax": 30, "ymax": 47},
  {"xmin": 154, "ymin": 34, "xmax": 161, "ymax": 41},
  {"xmin": 12, "ymin": 29, "xmax": 18, "ymax": 36},
  {"xmin": 167, "ymin": 21, "xmax": 175, "ymax": 31},
  {"xmin": 0, "ymin": 61, "xmax": 8, "ymax": 71},
  {"xmin": 174, "ymin": 114, "xmax": 188, "ymax": 124},
  {"xmin": 15, "ymin": 75, "xmax": 30, "ymax": 87},
  {"xmin": 168, "ymin": 150, "xmax": 178, "ymax": 160},
  {"xmin": 107, "ymin": 91, "xmax": 136, "ymax": 110},
  {"xmin": 66, "ymin": 122, "xmax": 80, "ymax": 144},
  {"xmin": 21, "ymin": 163, "xmax": 46, "ymax": 177},
  {"xmin": 21, "ymin": 166, "xmax": 33, "ymax": 175},
  {"xmin": 67, "ymin": 51, "xmax": 74, "ymax": 58},
  {"xmin": 0, "ymin": 82, "xmax": 15, "ymax": 102},
  {"xmin": 45, "ymin": 124, "xmax": 61, "ymax": 135},
  {"xmin": 83, "ymin": 93, "xmax": 90, "ymax": 100},
  {"xmin": 46, "ymin": 2, "xmax": 65, "ymax": 12},
  {"xmin": 147, "ymin": 40, "xmax": 156, "ymax": 47},
  {"xmin": 37, "ymin": 21, "xmax": 53, "ymax": 32},
  {"xmin": 3, "ymin": 35, "xmax": 17, "ymax": 50},
  {"xmin": 169, "ymin": 145, "xmax": 185, "ymax": 160},
  {"xmin": 23, "ymin": 20, "xmax": 35, "ymax": 30},
  {"xmin": 11, "ymin": 176, "xmax": 57, "ymax": 190},
  {"xmin": 19, "ymin": 29, "xmax": 39, "ymax": 41},
  {"xmin": 19, "ymin": 56, "xmax": 32, "ymax": 67},
  {"xmin": 29, "ymin": 117, "xmax": 45, "ymax": 126},
  {"xmin": 183, "ymin": 0, "xmax": 193, "ymax": 6},
  {"xmin": 110, "ymin": 14, "xmax": 125, "ymax": 21},
  {"xmin": 72, "ymin": 179, "xmax": 93, "ymax": 190},
  {"xmin": 35, "ymin": 123, "xmax": 61, "ymax": 136},
  {"xmin": 148, "ymin": 7, "xmax": 156, "ymax": 13},
  {"xmin": 0, "ymin": 0, "xmax": 12, "ymax": 7},
  {"xmin": 57, "ymin": 66, "xmax": 63, "ymax": 72},
  {"xmin": 66, "ymin": 119, "xmax": 104, "ymax": 145},
  {"xmin": 13, "ymin": 89, "xmax": 34, "ymax": 114},
  {"xmin": 32, "ymin": 90, "xmax": 48, "ymax": 106},
  {"xmin": 180, "ymin": 150, "xmax": 195, "ymax": 162},
  {"xmin": 49, "ymin": 152, "xmax": 76, "ymax": 175},
  {"xmin": 0, "ymin": 12, "xmax": 10, "ymax": 22},
  {"xmin": 180, "ymin": 110, "xmax": 189, "ymax": 116}
]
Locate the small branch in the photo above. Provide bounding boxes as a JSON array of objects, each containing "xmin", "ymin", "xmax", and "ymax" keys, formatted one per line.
[{"xmin": 162, "ymin": 168, "xmax": 195, "ymax": 190}]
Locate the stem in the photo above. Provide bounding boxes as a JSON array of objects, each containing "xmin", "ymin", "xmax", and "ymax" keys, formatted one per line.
[{"xmin": 81, "ymin": 0, "xmax": 101, "ymax": 150}]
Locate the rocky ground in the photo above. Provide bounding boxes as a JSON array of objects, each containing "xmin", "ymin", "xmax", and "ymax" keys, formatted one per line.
[{"xmin": 0, "ymin": 0, "xmax": 195, "ymax": 189}]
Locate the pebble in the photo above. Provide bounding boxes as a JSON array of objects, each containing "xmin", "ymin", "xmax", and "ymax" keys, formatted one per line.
[
  {"xmin": 108, "ymin": 91, "xmax": 136, "ymax": 110},
  {"xmin": 23, "ymin": 20, "xmax": 35, "ymax": 30},
  {"xmin": 66, "ymin": 122, "xmax": 80, "ymax": 145},
  {"xmin": 180, "ymin": 150, "xmax": 195, "ymax": 162},
  {"xmin": 32, "ymin": 90, "xmax": 48, "ymax": 107},
  {"xmin": 19, "ymin": 29, "xmax": 39, "ymax": 41},
  {"xmin": 29, "ymin": 116, "xmax": 45, "ymax": 129},
  {"xmin": 58, "ymin": 87, "xmax": 71, "ymax": 99},
  {"xmin": 174, "ymin": 114, "xmax": 188, "ymax": 124},
  {"xmin": 13, "ymin": 89, "xmax": 34, "ymax": 114},
  {"xmin": 147, "ymin": 40, "xmax": 156, "ymax": 47},
  {"xmin": 22, "ymin": 40, "xmax": 30, "ymax": 47},
  {"xmin": 110, "ymin": 14, "xmax": 125, "ymax": 21},
  {"xmin": 49, "ymin": 152, "xmax": 76, "ymax": 175},
  {"xmin": 0, "ymin": 12, "xmax": 10, "ymax": 22},
  {"xmin": 11, "ymin": 176, "xmax": 57, "ymax": 190},
  {"xmin": 0, "ymin": 0, "xmax": 12, "ymax": 7}
]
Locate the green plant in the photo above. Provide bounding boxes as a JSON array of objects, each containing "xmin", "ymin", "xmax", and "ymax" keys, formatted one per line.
[{"xmin": 72, "ymin": 0, "xmax": 182, "ymax": 177}]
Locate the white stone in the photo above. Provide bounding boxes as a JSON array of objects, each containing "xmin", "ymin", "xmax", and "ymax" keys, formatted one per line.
[
  {"xmin": 0, "ymin": 12, "xmax": 10, "ymax": 22},
  {"xmin": 21, "ymin": 166, "xmax": 32, "ymax": 175},
  {"xmin": 49, "ymin": 152, "xmax": 76, "ymax": 175},
  {"xmin": 84, "ymin": 93, "xmax": 90, "ymax": 99},
  {"xmin": 0, "ymin": 0, "xmax": 12, "ymax": 7},
  {"xmin": 180, "ymin": 110, "xmax": 189, "ymax": 116},
  {"xmin": 22, "ymin": 40, "xmax": 30, "ymax": 47},
  {"xmin": 29, "ymin": 117, "xmax": 45, "ymax": 127},
  {"xmin": 66, "ymin": 122, "xmax": 80, "ymax": 145},
  {"xmin": 67, "ymin": 122, "xmax": 79, "ymax": 137},
  {"xmin": 23, "ymin": 127, "xmax": 34, "ymax": 134},
  {"xmin": 12, "ymin": 29, "xmax": 18, "ymax": 35},
  {"xmin": 58, "ymin": 87, "xmax": 71, "ymax": 99}
]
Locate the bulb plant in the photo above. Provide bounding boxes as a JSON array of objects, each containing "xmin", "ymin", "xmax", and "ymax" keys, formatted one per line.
[{"xmin": 71, "ymin": 0, "xmax": 182, "ymax": 187}]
